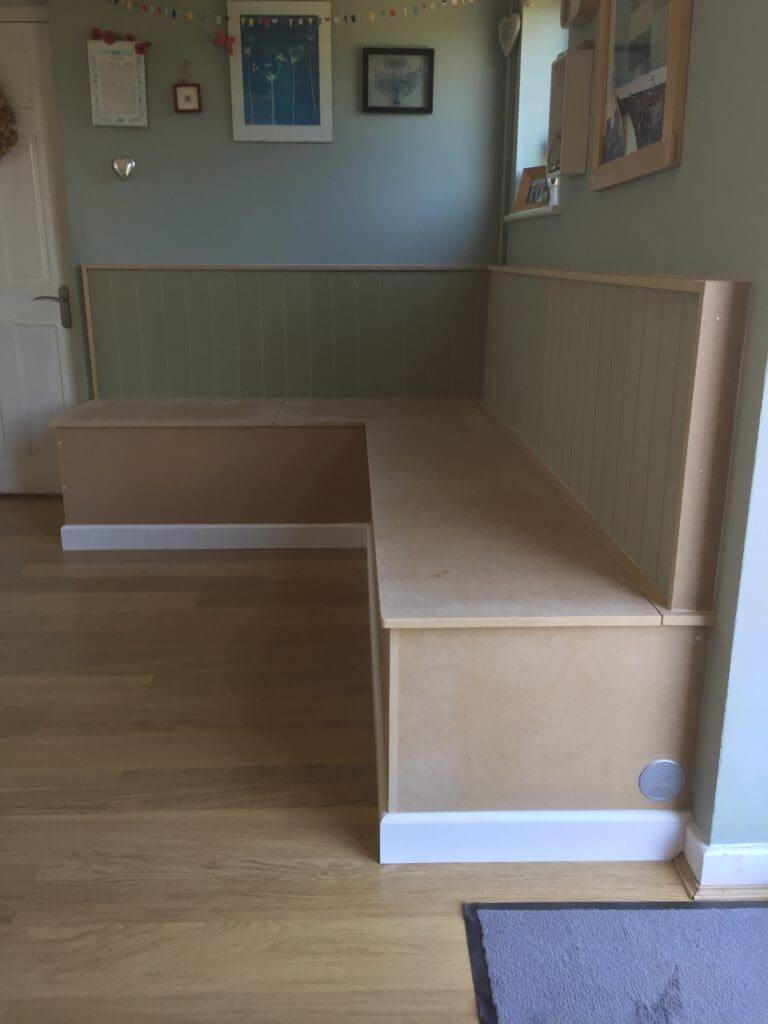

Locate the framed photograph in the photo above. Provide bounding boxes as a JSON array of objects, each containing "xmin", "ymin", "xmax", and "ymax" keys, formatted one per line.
[
  {"xmin": 173, "ymin": 81, "xmax": 203, "ymax": 114},
  {"xmin": 363, "ymin": 48, "xmax": 434, "ymax": 114},
  {"xmin": 88, "ymin": 40, "xmax": 147, "ymax": 128},
  {"xmin": 227, "ymin": 1, "xmax": 332, "ymax": 142},
  {"xmin": 514, "ymin": 166, "xmax": 551, "ymax": 212},
  {"xmin": 591, "ymin": 0, "xmax": 692, "ymax": 190}
]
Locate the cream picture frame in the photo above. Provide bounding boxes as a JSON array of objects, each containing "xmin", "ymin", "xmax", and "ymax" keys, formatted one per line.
[{"xmin": 228, "ymin": 0, "xmax": 332, "ymax": 143}]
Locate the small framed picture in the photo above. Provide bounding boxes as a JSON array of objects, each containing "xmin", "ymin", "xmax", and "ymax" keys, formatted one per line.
[
  {"xmin": 173, "ymin": 81, "xmax": 203, "ymax": 114},
  {"xmin": 514, "ymin": 165, "xmax": 551, "ymax": 211},
  {"xmin": 363, "ymin": 48, "xmax": 434, "ymax": 114}
]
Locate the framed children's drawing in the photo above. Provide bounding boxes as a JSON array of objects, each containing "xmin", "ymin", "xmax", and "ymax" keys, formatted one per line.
[
  {"xmin": 591, "ymin": 0, "xmax": 692, "ymax": 191},
  {"xmin": 88, "ymin": 41, "xmax": 148, "ymax": 128},
  {"xmin": 227, "ymin": 1, "xmax": 332, "ymax": 142}
]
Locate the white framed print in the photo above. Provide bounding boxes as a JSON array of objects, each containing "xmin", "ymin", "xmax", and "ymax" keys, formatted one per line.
[
  {"xmin": 227, "ymin": 1, "xmax": 332, "ymax": 142},
  {"xmin": 88, "ymin": 41, "xmax": 148, "ymax": 128}
]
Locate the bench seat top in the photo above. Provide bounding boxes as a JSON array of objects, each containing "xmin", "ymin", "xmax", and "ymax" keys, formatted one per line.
[{"xmin": 51, "ymin": 398, "xmax": 662, "ymax": 628}]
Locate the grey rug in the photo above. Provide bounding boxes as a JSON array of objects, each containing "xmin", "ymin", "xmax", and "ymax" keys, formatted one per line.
[{"xmin": 464, "ymin": 902, "xmax": 768, "ymax": 1024}]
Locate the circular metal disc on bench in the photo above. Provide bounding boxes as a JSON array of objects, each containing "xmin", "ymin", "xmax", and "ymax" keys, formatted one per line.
[{"xmin": 639, "ymin": 759, "xmax": 686, "ymax": 801}]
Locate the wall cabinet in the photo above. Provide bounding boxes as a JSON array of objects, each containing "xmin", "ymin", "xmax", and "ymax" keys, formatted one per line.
[{"xmin": 548, "ymin": 48, "xmax": 593, "ymax": 175}]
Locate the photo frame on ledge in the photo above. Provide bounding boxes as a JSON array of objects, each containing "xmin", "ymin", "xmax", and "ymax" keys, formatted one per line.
[
  {"xmin": 227, "ymin": 0, "xmax": 332, "ymax": 142},
  {"xmin": 514, "ymin": 166, "xmax": 551, "ymax": 212},
  {"xmin": 591, "ymin": 0, "xmax": 692, "ymax": 190}
]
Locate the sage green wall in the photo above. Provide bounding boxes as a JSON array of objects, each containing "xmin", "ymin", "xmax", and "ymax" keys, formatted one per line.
[
  {"xmin": 507, "ymin": 9, "xmax": 768, "ymax": 846},
  {"xmin": 47, "ymin": 0, "xmax": 507, "ymax": 268}
]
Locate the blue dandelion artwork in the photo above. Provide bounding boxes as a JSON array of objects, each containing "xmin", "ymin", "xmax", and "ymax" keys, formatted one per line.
[{"xmin": 240, "ymin": 15, "xmax": 321, "ymax": 126}]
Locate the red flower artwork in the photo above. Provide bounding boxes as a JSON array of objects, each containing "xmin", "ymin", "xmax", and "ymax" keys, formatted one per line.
[
  {"xmin": 135, "ymin": 41, "xmax": 150, "ymax": 55},
  {"xmin": 89, "ymin": 27, "xmax": 103, "ymax": 40},
  {"xmin": 103, "ymin": 30, "xmax": 117, "ymax": 45}
]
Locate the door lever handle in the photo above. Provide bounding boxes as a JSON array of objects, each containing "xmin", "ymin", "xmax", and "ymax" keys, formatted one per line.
[{"xmin": 33, "ymin": 285, "xmax": 72, "ymax": 329}]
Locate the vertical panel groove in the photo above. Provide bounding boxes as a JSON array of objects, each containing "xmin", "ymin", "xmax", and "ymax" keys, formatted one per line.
[
  {"xmin": 159, "ymin": 274, "xmax": 171, "ymax": 398},
  {"xmin": 183, "ymin": 273, "xmax": 194, "ymax": 397},
  {"xmin": 281, "ymin": 274, "xmax": 289, "ymax": 396},
  {"xmin": 133, "ymin": 273, "xmax": 147, "ymax": 398},
  {"xmin": 256, "ymin": 273, "xmax": 266, "ymax": 396},
  {"xmin": 109, "ymin": 273, "xmax": 123, "ymax": 399}
]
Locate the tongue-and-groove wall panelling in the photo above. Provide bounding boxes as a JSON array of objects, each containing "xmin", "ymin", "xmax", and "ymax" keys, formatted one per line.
[
  {"xmin": 483, "ymin": 267, "xmax": 748, "ymax": 611},
  {"xmin": 83, "ymin": 266, "xmax": 488, "ymax": 399}
]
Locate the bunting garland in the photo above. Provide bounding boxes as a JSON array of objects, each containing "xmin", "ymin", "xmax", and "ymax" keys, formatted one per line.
[{"xmin": 104, "ymin": 0, "xmax": 479, "ymax": 35}]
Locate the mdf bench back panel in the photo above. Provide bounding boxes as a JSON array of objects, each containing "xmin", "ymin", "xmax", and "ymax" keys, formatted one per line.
[
  {"xmin": 484, "ymin": 267, "xmax": 749, "ymax": 611},
  {"xmin": 82, "ymin": 267, "xmax": 487, "ymax": 402}
]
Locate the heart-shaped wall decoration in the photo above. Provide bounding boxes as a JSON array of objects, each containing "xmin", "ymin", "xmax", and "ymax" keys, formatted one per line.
[
  {"xmin": 112, "ymin": 156, "xmax": 136, "ymax": 181},
  {"xmin": 498, "ymin": 13, "xmax": 521, "ymax": 59}
]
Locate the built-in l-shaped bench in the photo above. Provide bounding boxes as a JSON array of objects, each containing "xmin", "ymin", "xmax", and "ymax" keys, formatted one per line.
[
  {"xmin": 53, "ymin": 262, "xmax": 750, "ymax": 864},
  {"xmin": 51, "ymin": 397, "xmax": 711, "ymax": 864}
]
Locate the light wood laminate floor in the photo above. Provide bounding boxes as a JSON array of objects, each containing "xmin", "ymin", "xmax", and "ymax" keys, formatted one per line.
[{"xmin": 0, "ymin": 497, "xmax": 689, "ymax": 1023}]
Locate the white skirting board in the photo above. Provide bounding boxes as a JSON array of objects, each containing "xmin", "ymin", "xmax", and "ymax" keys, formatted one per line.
[
  {"xmin": 60, "ymin": 523, "xmax": 369, "ymax": 551},
  {"xmin": 379, "ymin": 810, "xmax": 691, "ymax": 864},
  {"xmin": 683, "ymin": 822, "xmax": 768, "ymax": 887}
]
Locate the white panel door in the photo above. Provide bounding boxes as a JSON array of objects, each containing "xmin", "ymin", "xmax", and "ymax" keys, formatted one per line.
[{"xmin": 0, "ymin": 20, "xmax": 82, "ymax": 492}]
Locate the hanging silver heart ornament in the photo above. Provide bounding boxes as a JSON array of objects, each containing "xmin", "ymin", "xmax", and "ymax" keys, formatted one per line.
[
  {"xmin": 498, "ymin": 13, "xmax": 521, "ymax": 58},
  {"xmin": 112, "ymin": 156, "xmax": 136, "ymax": 181}
]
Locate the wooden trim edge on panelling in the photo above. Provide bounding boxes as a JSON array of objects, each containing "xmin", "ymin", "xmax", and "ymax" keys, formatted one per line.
[
  {"xmin": 81, "ymin": 264, "xmax": 489, "ymax": 273},
  {"xmin": 387, "ymin": 630, "xmax": 400, "ymax": 814},
  {"xmin": 666, "ymin": 280, "xmax": 752, "ymax": 609},
  {"xmin": 81, "ymin": 267, "xmax": 99, "ymax": 399},
  {"xmin": 488, "ymin": 265, "xmax": 739, "ymax": 293},
  {"xmin": 83, "ymin": 263, "xmax": 748, "ymax": 289},
  {"xmin": 366, "ymin": 529, "xmax": 388, "ymax": 819}
]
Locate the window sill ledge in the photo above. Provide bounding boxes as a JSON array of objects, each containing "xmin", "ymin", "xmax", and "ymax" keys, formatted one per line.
[{"xmin": 504, "ymin": 205, "xmax": 562, "ymax": 224}]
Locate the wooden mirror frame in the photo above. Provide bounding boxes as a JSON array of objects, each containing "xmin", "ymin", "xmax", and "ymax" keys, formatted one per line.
[{"xmin": 590, "ymin": 0, "xmax": 693, "ymax": 191}]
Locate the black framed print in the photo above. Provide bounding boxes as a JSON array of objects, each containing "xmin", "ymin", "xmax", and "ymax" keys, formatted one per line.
[{"xmin": 362, "ymin": 48, "xmax": 434, "ymax": 114}]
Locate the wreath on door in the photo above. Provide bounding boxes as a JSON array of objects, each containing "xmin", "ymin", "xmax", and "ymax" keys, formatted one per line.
[{"xmin": 0, "ymin": 89, "xmax": 18, "ymax": 160}]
